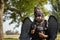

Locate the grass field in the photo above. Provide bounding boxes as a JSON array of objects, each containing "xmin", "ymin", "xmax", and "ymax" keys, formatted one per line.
[
  {"xmin": 4, "ymin": 37, "xmax": 60, "ymax": 40},
  {"xmin": 4, "ymin": 38, "xmax": 60, "ymax": 40},
  {"xmin": 4, "ymin": 34, "xmax": 60, "ymax": 40},
  {"xmin": 56, "ymin": 34, "xmax": 60, "ymax": 40},
  {"xmin": 4, "ymin": 38, "xmax": 18, "ymax": 40},
  {"xmin": 4, "ymin": 35, "xmax": 19, "ymax": 40}
]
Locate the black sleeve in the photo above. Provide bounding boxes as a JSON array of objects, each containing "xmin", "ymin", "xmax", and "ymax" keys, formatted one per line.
[
  {"xmin": 44, "ymin": 20, "xmax": 48, "ymax": 28},
  {"xmin": 28, "ymin": 23, "xmax": 36, "ymax": 37},
  {"xmin": 31, "ymin": 24, "xmax": 36, "ymax": 30},
  {"xmin": 43, "ymin": 20, "xmax": 48, "ymax": 34}
]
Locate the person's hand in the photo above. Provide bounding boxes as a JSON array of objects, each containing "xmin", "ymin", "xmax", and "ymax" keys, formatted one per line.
[
  {"xmin": 31, "ymin": 30, "xmax": 35, "ymax": 34},
  {"xmin": 38, "ymin": 32, "xmax": 48, "ymax": 38}
]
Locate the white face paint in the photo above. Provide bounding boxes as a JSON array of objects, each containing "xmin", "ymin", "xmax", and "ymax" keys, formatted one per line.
[
  {"xmin": 40, "ymin": 17, "xmax": 42, "ymax": 19},
  {"xmin": 36, "ymin": 16, "xmax": 43, "ymax": 22}
]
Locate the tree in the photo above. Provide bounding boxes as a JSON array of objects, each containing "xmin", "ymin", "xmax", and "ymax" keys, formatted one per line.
[
  {"xmin": 49, "ymin": 0, "xmax": 60, "ymax": 20},
  {"xmin": 6, "ymin": 30, "xmax": 12, "ymax": 35},
  {"xmin": 4, "ymin": 0, "xmax": 48, "ymax": 27},
  {"xmin": 0, "ymin": 0, "xmax": 4, "ymax": 40},
  {"xmin": 6, "ymin": 30, "xmax": 19, "ymax": 35}
]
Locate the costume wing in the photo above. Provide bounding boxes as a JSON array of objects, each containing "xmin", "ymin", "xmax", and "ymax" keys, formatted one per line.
[
  {"xmin": 47, "ymin": 15, "xmax": 58, "ymax": 40},
  {"xmin": 20, "ymin": 17, "xmax": 32, "ymax": 40}
]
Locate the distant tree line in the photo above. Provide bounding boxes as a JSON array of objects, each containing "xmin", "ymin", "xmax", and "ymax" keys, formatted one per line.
[{"xmin": 5, "ymin": 30, "xmax": 19, "ymax": 35}]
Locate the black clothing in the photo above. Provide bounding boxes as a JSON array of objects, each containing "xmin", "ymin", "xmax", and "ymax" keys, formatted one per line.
[{"xmin": 29, "ymin": 20, "xmax": 47, "ymax": 40}]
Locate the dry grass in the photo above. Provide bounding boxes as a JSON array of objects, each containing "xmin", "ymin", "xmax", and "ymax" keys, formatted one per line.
[
  {"xmin": 4, "ymin": 35, "xmax": 19, "ymax": 39},
  {"xmin": 4, "ymin": 38, "xmax": 18, "ymax": 40},
  {"xmin": 56, "ymin": 34, "xmax": 60, "ymax": 40}
]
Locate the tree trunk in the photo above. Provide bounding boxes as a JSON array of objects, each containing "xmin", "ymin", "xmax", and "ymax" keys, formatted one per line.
[{"xmin": 0, "ymin": 0, "xmax": 4, "ymax": 40}]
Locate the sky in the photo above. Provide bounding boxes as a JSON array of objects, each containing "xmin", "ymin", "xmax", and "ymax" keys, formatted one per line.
[
  {"xmin": 3, "ymin": 4, "xmax": 52, "ymax": 34},
  {"xmin": 3, "ymin": 19, "xmax": 22, "ymax": 33}
]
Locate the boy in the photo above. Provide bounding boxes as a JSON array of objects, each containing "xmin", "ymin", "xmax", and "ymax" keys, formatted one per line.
[{"xmin": 29, "ymin": 7, "xmax": 48, "ymax": 40}]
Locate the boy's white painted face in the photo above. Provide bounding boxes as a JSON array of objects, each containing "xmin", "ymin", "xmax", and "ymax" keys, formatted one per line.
[{"xmin": 36, "ymin": 16, "xmax": 43, "ymax": 22}]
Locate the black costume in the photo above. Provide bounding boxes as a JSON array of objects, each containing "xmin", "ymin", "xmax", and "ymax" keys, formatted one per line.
[
  {"xmin": 30, "ymin": 20, "xmax": 47, "ymax": 40},
  {"xmin": 20, "ymin": 7, "xmax": 58, "ymax": 40},
  {"xmin": 29, "ymin": 7, "xmax": 48, "ymax": 40}
]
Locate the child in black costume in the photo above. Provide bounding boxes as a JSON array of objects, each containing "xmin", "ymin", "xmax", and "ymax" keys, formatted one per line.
[{"xmin": 29, "ymin": 7, "xmax": 48, "ymax": 40}]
